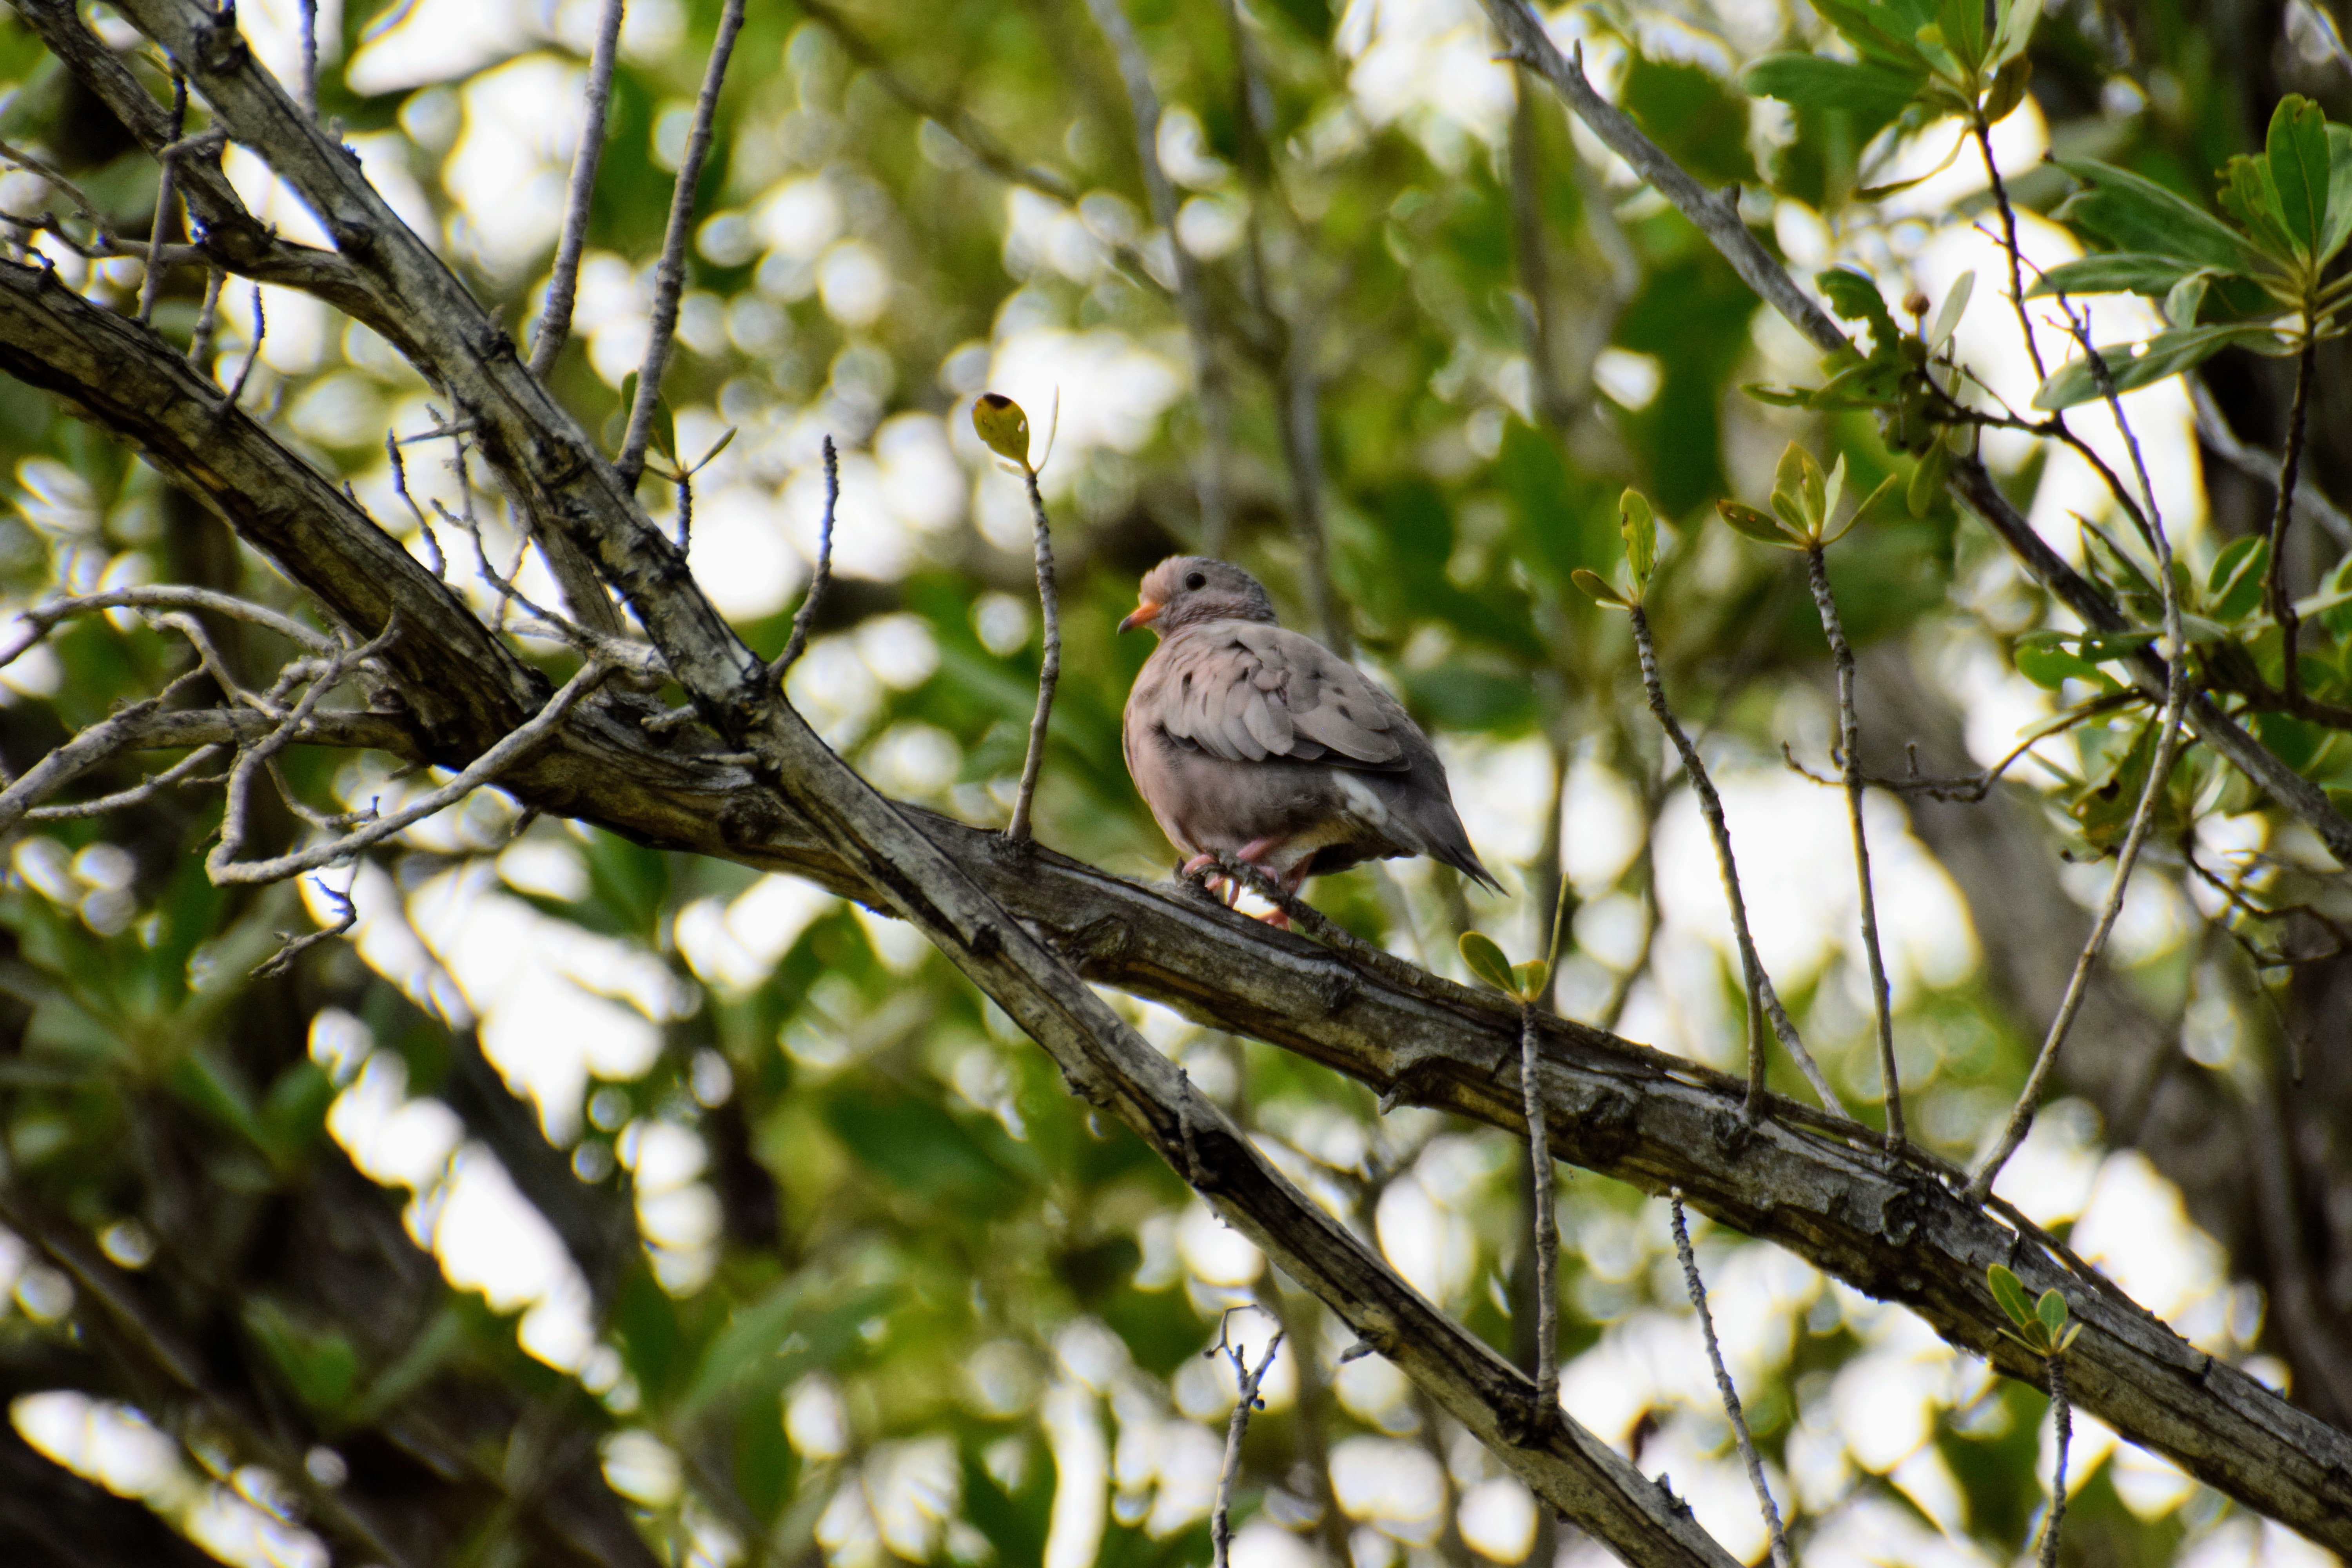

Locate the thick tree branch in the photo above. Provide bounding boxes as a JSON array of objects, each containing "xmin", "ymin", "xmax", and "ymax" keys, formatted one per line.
[{"xmin": 10, "ymin": 0, "xmax": 419, "ymax": 358}]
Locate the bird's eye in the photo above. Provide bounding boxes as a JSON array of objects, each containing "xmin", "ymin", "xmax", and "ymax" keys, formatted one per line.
[{"xmin": 1183, "ymin": 571, "xmax": 1207, "ymax": 591}]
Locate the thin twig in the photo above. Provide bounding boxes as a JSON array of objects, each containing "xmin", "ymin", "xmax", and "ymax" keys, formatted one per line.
[
  {"xmin": 188, "ymin": 265, "xmax": 224, "ymax": 364},
  {"xmin": 1082, "ymin": 0, "xmax": 1232, "ymax": 553},
  {"xmin": 2038, "ymin": 1353, "xmax": 2072, "ymax": 1568},
  {"xmin": 529, "ymin": 0, "xmax": 626, "ymax": 376},
  {"xmin": 23, "ymin": 743, "xmax": 226, "ymax": 821},
  {"xmin": 616, "ymin": 0, "xmax": 746, "ymax": 484},
  {"xmin": 1519, "ymin": 1002, "xmax": 1560, "ymax": 1428},
  {"xmin": 1970, "ymin": 114, "xmax": 2047, "ymax": 384},
  {"xmin": 209, "ymin": 658, "xmax": 606, "ymax": 886},
  {"xmin": 1670, "ymin": 1194, "xmax": 1791, "ymax": 1568},
  {"xmin": 225, "ymin": 286, "xmax": 265, "ymax": 409},
  {"xmin": 1209, "ymin": 1309, "xmax": 1284, "ymax": 1568},
  {"xmin": 770, "ymin": 435, "xmax": 837, "ymax": 681},
  {"xmin": 1479, "ymin": 11, "xmax": 1844, "ymax": 355},
  {"xmin": 0, "ymin": 667, "xmax": 212, "ymax": 834},
  {"xmin": 1006, "ymin": 464, "xmax": 1060, "ymax": 842},
  {"xmin": 0, "ymin": 586, "xmax": 335, "ymax": 671},
  {"xmin": 1785, "ymin": 690, "xmax": 2143, "ymax": 802},
  {"xmin": 2267, "ymin": 332, "xmax": 2318, "ymax": 702},
  {"xmin": 1626, "ymin": 603, "xmax": 1847, "ymax": 1121},
  {"xmin": 1804, "ymin": 543, "xmax": 1903, "ymax": 1148},
  {"xmin": 385, "ymin": 430, "xmax": 446, "ymax": 578},
  {"xmin": 135, "ymin": 73, "xmax": 188, "ymax": 328},
  {"xmin": 252, "ymin": 871, "xmax": 356, "ymax": 978},
  {"xmin": 1971, "ymin": 315, "xmax": 2191, "ymax": 1203}
]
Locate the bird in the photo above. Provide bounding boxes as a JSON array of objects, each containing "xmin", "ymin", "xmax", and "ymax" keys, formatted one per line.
[{"xmin": 1118, "ymin": 556, "xmax": 1502, "ymax": 923}]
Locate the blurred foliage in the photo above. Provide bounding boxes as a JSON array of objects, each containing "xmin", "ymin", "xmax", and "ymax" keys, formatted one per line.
[{"xmin": 0, "ymin": 0, "xmax": 2343, "ymax": 1565}]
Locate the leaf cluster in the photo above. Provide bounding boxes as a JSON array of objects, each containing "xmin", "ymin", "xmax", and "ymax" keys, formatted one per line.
[
  {"xmin": 2029, "ymin": 96, "xmax": 2352, "ymax": 410},
  {"xmin": 1987, "ymin": 1265, "xmax": 2081, "ymax": 1357}
]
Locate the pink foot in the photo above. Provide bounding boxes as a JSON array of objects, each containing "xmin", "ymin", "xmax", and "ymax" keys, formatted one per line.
[{"xmin": 1258, "ymin": 908, "xmax": 1293, "ymax": 931}]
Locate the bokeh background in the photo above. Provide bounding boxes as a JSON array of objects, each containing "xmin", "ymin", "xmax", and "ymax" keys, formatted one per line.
[{"xmin": 0, "ymin": 0, "xmax": 2348, "ymax": 1565}]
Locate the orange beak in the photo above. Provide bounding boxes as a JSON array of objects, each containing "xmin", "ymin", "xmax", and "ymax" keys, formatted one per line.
[{"xmin": 1118, "ymin": 598, "xmax": 1163, "ymax": 633}]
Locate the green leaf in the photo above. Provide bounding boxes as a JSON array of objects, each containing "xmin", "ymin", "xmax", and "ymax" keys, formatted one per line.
[
  {"xmin": 1817, "ymin": 267, "xmax": 1900, "ymax": 354},
  {"xmin": 2319, "ymin": 552, "xmax": 2352, "ymax": 643},
  {"xmin": 2323, "ymin": 124, "xmax": 2352, "ymax": 265},
  {"xmin": 2025, "ymin": 253, "xmax": 2200, "ymax": 299},
  {"xmin": 2164, "ymin": 272, "xmax": 2211, "ymax": 329},
  {"xmin": 1718, "ymin": 500, "xmax": 1798, "ymax": 547},
  {"xmin": 1907, "ymin": 438, "xmax": 1952, "ymax": 517},
  {"xmin": 2072, "ymin": 630, "xmax": 2160, "ymax": 664},
  {"xmin": 2267, "ymin": 96, "xmax": 2331, "ymax": 261},
  {"xmin": 1987, "ymin": 1264, "xmax": 2035, "ymax": 1329},
  {"xmin": 2031, "ymin": 324, "xmax": 2282, "ymax": 411},
  {"xmin": 1620, "ymin": 488, "xmax": 1657, "ymax": 590},
  {"xmin": 2219, "ymin": 154, "xmax": 2297, "ymax": 263},
  {"xmin": 973, "ymin": 392, "xmax": 1033, "ymax": 468},
  {"xmin": 2052, "ymin": 159, "xmax": 2261, "ymax": 275},
  {"xmin": 1739, "ymin": 54, "xmax": 1924, "ymax": 121},
  {"xmin": 1991, "ymin": 0, "xmax": 2044, "ymax": 67},
  {"xmin": 1933, "ymin": 0, "xmax": 1987, "ymax": 70},
  {"xmin": 1773, "ymin": 442, "xmax": 1826, "ymax": 534},
  {"xmin": 1930, "ymin": 270, "xmax": 1974, "ymax": 354},
  {"xmin": 1983, "ymin": 54, "xmax": 2032, "ymax": 124},
  {"xmin": 1511, "ymin": 960, "xmax": 1550, "ymax": 1001},
  {"xmin": 1570, "ymin": 568, "xmax": 1628, "ymax": 607},
  {"xmin": 2013, "ymin": 631, "xmax": 2103, "ymax": 689},
  {"xmin": 2035, "ymin": 1287, "xmax": 2070, "ymax": 1339},
  {"xmin": 1458, "ymin": 931, "xmax": 1515, "ymax": 994},
  {"xmin": 1809, "ymin": 0, "xmax": 1934, "ymax": 72},
  {"xmin": 2207, "ymin": 535, "xmax": 2270, "ymax": 621}
]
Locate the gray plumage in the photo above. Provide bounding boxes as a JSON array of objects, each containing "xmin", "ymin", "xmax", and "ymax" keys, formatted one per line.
[{"xmin": 1119, "ymin": 556, "xmax": 1502, "ymax": 899}]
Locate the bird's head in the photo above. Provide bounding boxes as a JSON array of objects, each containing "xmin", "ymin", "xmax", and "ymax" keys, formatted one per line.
[{"xmin": 1119, "ymin": 557, "xmax": 1277, "ymax": 635}]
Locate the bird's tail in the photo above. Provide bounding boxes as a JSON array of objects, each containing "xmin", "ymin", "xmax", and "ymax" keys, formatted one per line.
[{"xmin": 1442, "ymin": 843, "xmax": 1507, "ymax": 897}]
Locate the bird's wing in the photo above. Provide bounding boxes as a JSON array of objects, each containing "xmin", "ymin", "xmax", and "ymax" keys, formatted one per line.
[{"xmin": 1158, "ymin": 622, "xmax": 1408, "ymax": 769}]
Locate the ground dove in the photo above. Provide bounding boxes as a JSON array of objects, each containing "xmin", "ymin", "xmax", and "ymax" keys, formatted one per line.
[{"xmin": 1119, "ymin": 557, "xmax": 1502, "ymax": 916}]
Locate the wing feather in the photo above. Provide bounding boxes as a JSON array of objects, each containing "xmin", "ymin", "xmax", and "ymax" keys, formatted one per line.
[{"xmin": 1156, "ymin": 621, "xmax": 1408, "ymax": 770}]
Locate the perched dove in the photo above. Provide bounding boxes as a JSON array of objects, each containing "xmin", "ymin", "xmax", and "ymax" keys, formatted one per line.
[{"xmin": 1119, "ymin": 557, "xmax": 1502, "ymax": 913}]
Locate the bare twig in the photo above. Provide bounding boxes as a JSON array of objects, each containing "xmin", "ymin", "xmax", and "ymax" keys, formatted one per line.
[
  {"xmin": 1670, "ymin": 1195, "xmax": 1791, "ymax": 1568},
  {"xmin": 1519, "ymin": 1003, "xmax": 1560, "ymax": 1427},
  {"xmin": 23, "ymin": 742, "xmax": 226, "ymax": 821},
  {"xmin": 1626, "ymin": 604, "xmax": 1847, "ymax": 1121},
  {"xmin": 528, "ymin": 0, "xmax": 626, "ymax": 376},
  {"xmin": 0, "ymin": 586, "xmax": 334, "ymax": 671},
  {"xmin": 209, "ymin": 657, "xmax": 606, "ymax": 886},
  {"xmin": 1479, "ymin": 9, "xmax": 1844, "ymax": 355},
  {"xmin": 385, "ymin": 429, "xmax": 446, "ymax": 578},
  {"xmin": 1209, "ymin": 1309, "xmax": 1285, "ymax": 1568},
  {"xmin": 1082, "ymin": 0, "xmax": 1232, "ymax": 553},
  {"xmin": 2038, "ymin": 1353, "xmax": 2072, "ymax": 1568},
  {"xmin": 1006, "ymin": 463, "xmax": 1061, "ymax": 842},
  {"xmin": 0, "ymin": 667, "xmax": 212, "ymax": 834},
  {"xmin": 1969, "ymin": 114, "xmax": 2047, "ymax": 383},
  {"xmin": 770, "ymin": 436, "xmax": 838, "ymax": 681},
  {"xmin": 2267, "ymin": 332, "xmax": 2318, "ymax": 702},
  {"xmin": 1804, "ymin": 543, "xmax": 1903, "ymax": 1147},
  {"xmin": 616, "ymin": 0, "xmax": 747, "ymax": 484},
  {"xmin": 1787, "ymin": 690, "xmax": 2143, "ymax": 802},
  {"xmin": 0, "ymin": 136, "xmax": 123, "ymax": 255},
  {"xmin": 1971, "ymin": 319, "xmax": 2191, "ymax": 1202},
  {"xmin": 135, "ymin": 73, "xmax": 189, "ymax": 328},
  {"xmin": 188, "ymin": 265, "xmax": 224, "ymax": 363},
  {"xmin": 225, "ymin": 285, "xmax": 264, "ymax": 409},
  {"xmin": 252, "ymin": 870, "xmax": 357, "ymax": 978}
]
